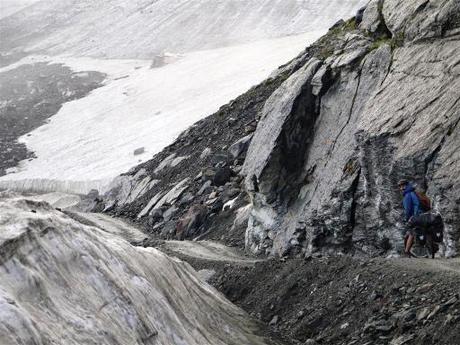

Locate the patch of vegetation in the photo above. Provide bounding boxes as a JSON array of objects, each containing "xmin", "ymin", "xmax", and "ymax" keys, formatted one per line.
[
  {"xmin": 369, "ymin": 33, "xmax": 405, "ymax": 52},
  {"xmin": 317, "ymin": 46, "xmax": 335, "ymax": 60},
  {"xmin": 328, "ymin": 18, "xmax": 357, "ymax": 36},
  {"xmin": 369, "ymin": 36, "xmax": 392, "ymax": 51},
  {"xmin": 392, "ymin": 31, "xmax": 405, "ymax": 47},
  {"xmin": 313, "ymin": 18, "xmax": 361, "ymax": 60}
]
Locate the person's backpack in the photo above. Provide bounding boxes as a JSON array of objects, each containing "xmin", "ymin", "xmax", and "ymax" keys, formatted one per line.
[
  {"xmin": 429, "ymin": 213, "xmax": 444, "ymax": 243},
  {"xmin": 409, "ymin": 212, "xmax": 444, "ymax": 243},
  {"xmin": 416, "ymin": 191, "xmax": 431, "ymax": 212}
]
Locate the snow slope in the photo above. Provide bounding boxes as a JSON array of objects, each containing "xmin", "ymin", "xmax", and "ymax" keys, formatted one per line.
[
  {"xmin": 0, "ymin": 0, "xmax": 366, "ymax": 58},
  {"xmin": 0, "ymin": 192, "xmax": 277, "ymax": 345},
  {"xmin": 0, "ymin": 0, "xmax": 39, "ymax": 19},
  {"xmin": 0, "ymin": 32, "xmax": 324, "ymax": 194},
  {"xmin": 0, "ymin": 0, "xmax": 367, "ymax": 194}
]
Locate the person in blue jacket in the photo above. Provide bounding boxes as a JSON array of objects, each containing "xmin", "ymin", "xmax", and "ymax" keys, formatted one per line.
[{"xmin": 398, "ymin": 179, "xmax": 421, "ymax": 257}]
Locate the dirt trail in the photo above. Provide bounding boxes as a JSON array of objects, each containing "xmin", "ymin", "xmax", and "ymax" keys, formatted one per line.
[
  {"xmin": 160, "ymin": 240, "xmax": 263, "ymax": 264},
  {"xmin": 72, "ymin": 212, "xmax": 148, "ymax": 243},
  {"xmin": 393, "ymin": 257, "xmax": 460, "ymax": 276},
  {"xmin": 74, "ymin": 212, "xmax": 262, "ymax": 265}
]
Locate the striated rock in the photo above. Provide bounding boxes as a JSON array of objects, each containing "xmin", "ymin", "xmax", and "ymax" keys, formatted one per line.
[
  {"xmin": 152, "ymin": 178, "xmax": 190, "ymax": 209},
  {"xmin": 200, "ymin": 147, "xmax": 212, "ymax": 159},
  {"xmin": 382, "ymin": 0, "xmax": 460, "ymax": 42},
  {"xmin": 242, "ymin": 58, "xmax": 321, "ymax": 186},
  {"xmin": 198, "ymin": 180, "xmax": 213, "ymax": 195},
  {"xmin": 154, "ymin": 153, "xmax": 188, "ymax": 174},
  {"xmin": 104, "ymin": 169, "xmax": 159, "ymax": 211},
  {"xmin": 242, "ymin": 0, "xmax": 460, "ymax": 256},
  {"xmin": 96, "ymin": 0, "xmax": 459, "ymax": 258},
  {"xmin": 137, "ymin": 190, "xmax": 164, "ymax": 218}
]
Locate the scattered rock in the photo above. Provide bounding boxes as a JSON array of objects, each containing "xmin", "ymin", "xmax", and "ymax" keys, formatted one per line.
[
  {"xmin": 198, "ymin": 180, "xmax": 213, "ymax": 196},
  {"xmin": 202, "ymin": 169, "xmax": 216, "ymax": 182},
  {"xmin": 416, "ymin": 283, "xmax": 434, "ymax": 294},
  {"xmin": 175, "ymin": 204, "xmax": 208, "ymax": 239},
  {"xmin": 200, "ymin": 147, "xmax": 212, "ymax": 159},
  {"xmin": 269, "ymin": 315, "xmax": 279, "ymax": 326},
  {"xmin": 228, "ymin": 134, "xmax": 253, "ymax": 159},
  {"xmin": 133, "ymin": 147, "xmax": 145, "ymax": 156},
  {"xmin": 416, "ymin": 307, "xmax": 430, "ymax": 322},
  {"xmin": 390, "ymin": 334, "xmax": 415, "ymax": 345},
  {"xmin": 179, "ymin": 192, "xmax": 194, "ymax": 205},
  {"xmin": 213, "ymin": 167, "xmax": 233, "ymax": 186},
  {"xmin": 163, "ymin": 206, "xmax": 178, "ymax": 222}
]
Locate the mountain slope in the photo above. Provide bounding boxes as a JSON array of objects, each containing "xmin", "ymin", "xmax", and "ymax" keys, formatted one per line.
[
  {"xmin": 96, "ymin": 0, "xmax": 460, "ymax": 258},
  {"xmin": 0, "ymin": 0, "xmax": 39, "ymax": 19},
  {"xmin": 0, "ymin": 0, "xmax": 365, "ymax": 58}
]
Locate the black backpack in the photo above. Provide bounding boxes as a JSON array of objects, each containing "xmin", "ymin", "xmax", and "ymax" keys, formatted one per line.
[{"xmin": 408, "ymin": 212, "xmax": 444, "ymax": 243}]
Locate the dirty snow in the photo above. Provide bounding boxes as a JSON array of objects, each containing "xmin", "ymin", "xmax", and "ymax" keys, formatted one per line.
[{"xmin": 0, "ymin": 192, "xmax": 277, "ymax": 345}]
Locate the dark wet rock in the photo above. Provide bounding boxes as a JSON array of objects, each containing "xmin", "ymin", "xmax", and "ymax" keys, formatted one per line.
[
  {"xmin": 355, "ymin": 6, "xmax": 366, "ymax": 25},
  {"xmin": 213, "ymin": 167, "xmax": 233, "ymax": 187}
]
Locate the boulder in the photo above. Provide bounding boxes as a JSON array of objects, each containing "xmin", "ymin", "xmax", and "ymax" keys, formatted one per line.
[
  {"xmin": 198, "ymin": 180, "xmax": 213, "ymax": 196},
  {"xmin": 154, "ymin": 153, "xmax": 188, "ymax": 174},
  {"xmin": 153, "ymin": 178, "xmax": 190, "ymax": 209},
  {"xmin": 213, "ymin": 167, "xmax": 233, "ymax": 186},
  {"xmin": 359, "ymin": 0, "xmax": 384, "ymax": 33},
  {"xmin": 175, "ymin": 204, "xmax": 208, "ymax": 240},
  {"xmin": 228, "ymin": 134, "xmax": 253, "ymax": 159},
  {"xmin": 133, "ymin": 147, "xmax": 145, "ymax": 155}
]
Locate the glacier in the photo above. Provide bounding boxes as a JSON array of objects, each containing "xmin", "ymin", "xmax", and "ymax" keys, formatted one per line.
[{"xmin": 0, "ymin": 192, "xmax": 277, "ymax": 345}]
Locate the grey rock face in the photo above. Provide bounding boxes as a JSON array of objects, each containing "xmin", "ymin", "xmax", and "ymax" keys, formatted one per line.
[
  {"xmin": 382, "ymin": 0, "xmax": 460, "ymax": 42},
  {"xmin": 103, "ymin": 169, "xmax": 159, "ymax": 212},
  {"xmin": 359, "ymin": 0, "xmax": 384, "ymax": 33},
  {"xmin": 243, "ymin": 0, "xmax": 460, "ymax": 257}
]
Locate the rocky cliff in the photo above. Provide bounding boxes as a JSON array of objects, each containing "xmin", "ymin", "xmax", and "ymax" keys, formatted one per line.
[{"xmin": 98, "ymin": 0, "xmax": 460, "ymax": 258}]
